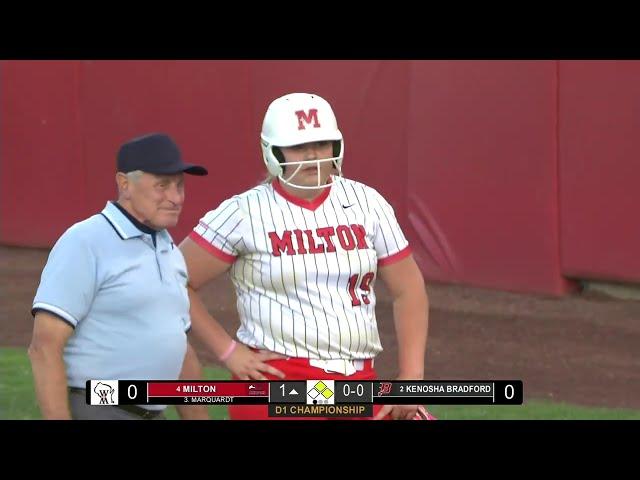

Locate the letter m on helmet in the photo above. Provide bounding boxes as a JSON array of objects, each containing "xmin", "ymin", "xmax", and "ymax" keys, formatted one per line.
[{"xmin": 295, "ymin": 109, "xmax": 321, "ymax": 130}]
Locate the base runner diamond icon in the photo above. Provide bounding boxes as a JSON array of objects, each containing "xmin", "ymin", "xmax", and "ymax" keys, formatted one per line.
[{"xmin": 306, "ymin": 380, "xmax": 335, "ymax": 405}]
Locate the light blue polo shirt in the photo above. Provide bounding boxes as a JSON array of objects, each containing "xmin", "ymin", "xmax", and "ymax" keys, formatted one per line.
[{"xmin": 32, "ymin": 202, "xmax": 191, "ymax": 408}]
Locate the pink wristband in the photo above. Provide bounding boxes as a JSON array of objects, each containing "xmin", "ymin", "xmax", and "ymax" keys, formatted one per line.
[{"xmin": 219, "ymin": 340, "xmax": 238, "ymax": 362}]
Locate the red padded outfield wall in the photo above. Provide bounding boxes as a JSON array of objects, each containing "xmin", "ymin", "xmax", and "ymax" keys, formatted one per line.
[
  {"xmin": 558, "ymin": 61, "xmax": 640, "ymax": 283},
  {"xmin": 6, "ymin": 60, "xmax": 635, "ymax": 294},
  {"xmin": 406, "ymin": 61, "xmax": 572, "ymax": 294},
  {"xmin": 0, "ymin": 61, "xmax": 257, "ymax": 246},
  {"xmin": 0, "ymin": 61, "xmax": 87, "ymax": 243}
]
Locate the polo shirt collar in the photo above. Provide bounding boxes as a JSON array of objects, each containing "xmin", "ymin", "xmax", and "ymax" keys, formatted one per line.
[{"xmin": 101, "ymin": 201, "xmax": 169, "ymax": 240}]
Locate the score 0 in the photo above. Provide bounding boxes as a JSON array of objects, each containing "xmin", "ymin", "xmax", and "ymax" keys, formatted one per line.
[
  {"xmin": 493, "ymin": 381, "xmax": 523, "ymax": 405},
  {"xmin": 118, "ymin": 380, "xmax": 147, "ymax": 405}
]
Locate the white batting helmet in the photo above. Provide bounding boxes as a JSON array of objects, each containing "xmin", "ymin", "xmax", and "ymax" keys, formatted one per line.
[{"xmin": 260, "ymin": 92, "xmax": 344, "ymax": 189}]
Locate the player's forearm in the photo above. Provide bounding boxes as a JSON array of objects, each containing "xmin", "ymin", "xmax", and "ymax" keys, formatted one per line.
[
  {"xmin": 187, "ymin": 286, "xmax": 236, "ymax": 361},
  {"xmin": 28, "ymin": 344, "xmax": 72, "ymax": 419},
  {"xmin": 393, "ymin": 286, "xmax": 429, "ymax": 380},
  {"xmin": 176, "ymin": 343, "xmax": 210, "ymax": 420}
]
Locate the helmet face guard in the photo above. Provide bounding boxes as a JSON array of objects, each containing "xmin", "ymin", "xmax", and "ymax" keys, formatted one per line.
[{"xmin": 261, "ymin": 93, "xmax": 344, "ymax": 189}]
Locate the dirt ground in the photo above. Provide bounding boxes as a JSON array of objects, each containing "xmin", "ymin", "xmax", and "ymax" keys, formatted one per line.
[{"xmin": 2, "ymin": 245, "xmax": 639, "ymax": 409}]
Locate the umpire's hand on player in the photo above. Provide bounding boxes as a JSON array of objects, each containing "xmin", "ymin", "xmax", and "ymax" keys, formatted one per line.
[{"xmin": 224, "ymin": 343, "xmax": 287, "ymax": 381}]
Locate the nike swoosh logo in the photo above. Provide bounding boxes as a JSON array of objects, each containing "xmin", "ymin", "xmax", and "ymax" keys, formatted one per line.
[{"xmin": 342, "ymin": 204, "xmax": 354, "ymax": 209}]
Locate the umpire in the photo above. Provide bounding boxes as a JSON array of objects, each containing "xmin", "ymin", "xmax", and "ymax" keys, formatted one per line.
[{"xmin": 29, "ymin": 133, "xmax": 208, "ymax": 420}]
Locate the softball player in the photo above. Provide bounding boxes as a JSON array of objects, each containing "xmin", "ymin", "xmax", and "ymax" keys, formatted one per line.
[{"xmin": 180, "ymin": 93, "xmax": 434, "ymax": 420}]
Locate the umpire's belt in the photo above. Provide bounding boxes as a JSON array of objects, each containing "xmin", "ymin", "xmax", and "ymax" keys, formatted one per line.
[{"xmin": 68, "ymin": 387, "xmax": 163, "ymax": 419}]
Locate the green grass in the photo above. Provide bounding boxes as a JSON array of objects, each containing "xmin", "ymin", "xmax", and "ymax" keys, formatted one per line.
[
  {"xmin": 3, "ymin": 347, "xmax": 640, "ymax": 420},
  {"xmin": 0, "ymin": 348, "xmax": 41, "ymax": 419}
]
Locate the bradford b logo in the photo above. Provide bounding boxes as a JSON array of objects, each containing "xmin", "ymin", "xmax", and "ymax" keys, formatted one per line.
[
  {"xmin": 89, "ymin": 380, "xmax": 118, "ymax": 405},
  {"xmin": 306, "ymin": 380, "xmax": 335, "ymax": 405},
  {"xmin": 378, "ymin": 382, "xmax": 393, "ymax": 396}
]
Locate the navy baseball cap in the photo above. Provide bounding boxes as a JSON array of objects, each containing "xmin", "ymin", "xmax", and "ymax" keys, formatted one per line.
[{"xmin": 117, "ymin": 133, "xmax": 208, "ymax": 176}]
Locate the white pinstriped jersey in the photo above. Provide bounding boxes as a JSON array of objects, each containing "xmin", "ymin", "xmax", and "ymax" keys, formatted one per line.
[{"xmin": 189, "ymin": 176, "xmax": 410, "ymax": 360}]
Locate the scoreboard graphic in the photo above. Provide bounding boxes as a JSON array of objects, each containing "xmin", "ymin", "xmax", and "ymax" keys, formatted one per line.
[{"xmin": 87, "ymin": 380, "xmax": 523, "ymax": 417}]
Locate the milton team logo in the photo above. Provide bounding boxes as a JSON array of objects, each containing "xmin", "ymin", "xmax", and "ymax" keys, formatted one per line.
[
  {"xmin": 306, "ymin": 380, "xmax": 335, "ymax": 405},
  {"xmin": 89, "ymin": 380, "xmax": 118, "ymax": 405},
  {"xmin": 295, "ymin": 109, "xmax": 321, "ymax": 130},
  {"xmin": 378, "ymin": 382, "xmax": 393, "ymax": 396}
]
